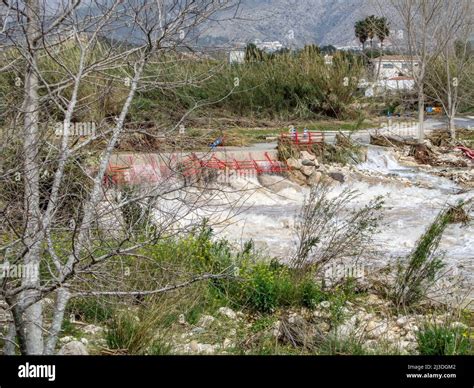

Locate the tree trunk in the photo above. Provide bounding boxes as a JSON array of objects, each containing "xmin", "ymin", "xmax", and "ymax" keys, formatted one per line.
[
  {"xmin": 3, "ymin": 321, "xmax": 17, "ymax": 355},
  {"xmin": 418, "ymin": 86, "xmax": 425, "ymax": 142},
  {"xmin": 16, "ymin": 0, "xmax": 44, "ymax": 355},
  {"xmin": 44, "ymin": 288, "xmax": 70, "ymax": 355},
  {"xmin": 449, "ymin": 113, "xmax": 456, "ymax": 140}
]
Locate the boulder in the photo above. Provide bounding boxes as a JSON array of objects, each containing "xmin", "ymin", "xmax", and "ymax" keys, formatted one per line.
[
  {"xmin": 301, "ymin": 165, "xmax": 316, "ymax": 177},
  {"xmin": 328, "ymin": 172, "xmax": 345, "ymax": 183},
  {"xmin": 337, "ymin": 315, "xmax": 359, "ymax": 339},
  {"xmin": 58, "ymin": 340, "xmax": 88, "ymax": 355},
  {"xmin": 197, "ymin": 315, "xmax": 215, "ymax": 329},
  {"xmin": 258, "ymin": 174, "xmax": 303, "ymax": 193},
  {"xmin": 289, "ymin": 170, "xmax": 307, "ymax": 185},
  {"xmin": 178, "ymin": 314, "xmax": 186, "ymax": 325},
  {"xmin": 300, "ymin": 151, "xmax": 316, "ymax": 161},
  {"xmin": 301, "ymin": 159, "xmax": 316, "ymax": 167},
  {"xmin": 191, "ymin": 327, "xmax": 206, "ymax": 335},
  {"xmin": 286, "ymin": 158, "xmax": 302, "ymax": 170},
  {"xmin": 218, "ymin": 307, "xmax": 237, "ymax": 320},
  {"xmin": 83, "ymin": 324, "xmax": 104, "ymax": 335},
  {"xmin": 396, "ymin": 316, "xmax": 409, "ymax": 328},
  {"xmin": 307, "ymin": 171, "xmax": 323, "ymax": 186},
  {"xmin": 366, "ymin": 321, "xmax": 389, "ymax": 339}
]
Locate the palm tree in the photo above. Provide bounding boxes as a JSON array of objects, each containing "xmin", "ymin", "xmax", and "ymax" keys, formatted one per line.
[
  {"xmin": 355, "ymin": 20, "xmax": 368, "ymax": 50},
  {"xmin": 375, "ymin": 16, "xmax": 390, "ymax": 51},
  {"xmin": 374, "ymin": 17, "xmax": 390, "ymax": 80},
  {"xmin": 365, "ymin": 15, "xmax": 377, "ymax": 50}
]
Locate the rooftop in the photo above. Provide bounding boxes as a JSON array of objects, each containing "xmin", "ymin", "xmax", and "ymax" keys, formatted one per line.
[{"xmin": 372, "ymin": 55, "xmax": 418, "ymax": 62}]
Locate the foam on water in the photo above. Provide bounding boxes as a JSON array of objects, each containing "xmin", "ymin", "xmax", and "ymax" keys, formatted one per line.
[
  {"xmin": 359, "ymin": 146, "xmax": 407, "ymax": 173},
  {"xmin": 152, "ymin": 147, "xmax": 473, "ymax": 299}
]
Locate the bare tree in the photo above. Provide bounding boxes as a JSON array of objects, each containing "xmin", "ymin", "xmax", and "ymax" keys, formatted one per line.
[
  {"xmin": 381, "ymin": 0, "xmax": 471, "ymax": 142},
  {"xmin": 424, "ymin": 1, "xmax": 474, "ymax": 140},
  {"xmin": 0, "ymin": 0, "xmax": 241, "ymax": 355}
]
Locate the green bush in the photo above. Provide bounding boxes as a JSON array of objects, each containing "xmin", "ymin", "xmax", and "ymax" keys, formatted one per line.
[
  {"xmin": 106, "ymin": 310, "xmax": 167, "ymax": 355},
  {"xmin": 317, "ymin": 337, "xmax": 367, "ymax": 355},
  {"xmin": 394, "ymin": 209, "xmax": 451, "ymax": 309},
  {"xmin": 215, "ymin": 256, "xmax": 327, "ymax": 313},
  {"xmin": 297, "ymin": 278, "xmax": 326, "ymax": 309},
  {"xmin": 417, "ymin": 324, "xmax": 471, "ymax": 355},
  {"xmin": 245, "ymin": 262, "xmax": 292, "ymax": 312},
  {"xmin": 106, "ymin": 311, "xmax": 141, "ymax": 352},
  {"xmin": 68, "ymin": 298, "xmax": 115, "ymax": 324}
]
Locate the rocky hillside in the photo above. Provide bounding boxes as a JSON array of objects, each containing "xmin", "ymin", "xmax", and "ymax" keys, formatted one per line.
[{"xmin": 202, "ymin": 0, "xmax": 389, "ymax": 47}]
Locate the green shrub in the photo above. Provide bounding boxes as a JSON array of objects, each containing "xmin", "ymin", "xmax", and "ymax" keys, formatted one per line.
[
  {"xmin": 317, "ymin": 336, "xmax": 367, "ymax": 355},
  {"xmin": 217, "ymin": 256, "xmax": 327, "ymax": 313},
  {"xmin": 327, "ymin": 281, "xmax": 358, "ymax": 325},
  {"xmin": 106, "ymin": 310, "xmax": 162, "ymax": 355},
  {"xmin": 417, "ymin": 324, "xmax": 471, "ymax": 355},
  {"xmin": 68, "ymin": 298, "xmax": 114, "ymax": 324},
  {"xmin": 297, "ymin": 278, "xmax": 326, "ymax": 309},
  {"xmin": 106, "ymin": 312, "xmax": 142, "ymax": 352},
  {"xmin": 60, "ymin": 318, "xmax": 81, "ymax": 337},
  {"xmin": 394, "ymin": 209, "xmax": 451, "ymax": 309},
  {"xmin": 242, "ymin": 262, "xmax": 286, "ymax": 313}
]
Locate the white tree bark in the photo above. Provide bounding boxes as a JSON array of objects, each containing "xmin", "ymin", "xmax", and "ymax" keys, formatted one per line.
[
  {"xmin": 0, "ymin": 0, "xmax": 240, "ymax": 355},
  {"xmin": 15, "ymin": 0, "xmax": 44, "ymax": 355}
]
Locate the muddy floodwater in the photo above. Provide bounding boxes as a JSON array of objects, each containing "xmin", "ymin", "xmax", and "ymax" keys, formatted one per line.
[
  {"xmin": 150, "ymin": 145, "xmax": 473, "ymax": 306},
  {"xmin": 205, "ymin": 146, "xmax": 474, "ymax": 306}
]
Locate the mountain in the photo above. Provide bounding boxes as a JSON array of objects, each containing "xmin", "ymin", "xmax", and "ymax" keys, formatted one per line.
[{"xmin": 201, "ymin": 0, "xmax": 386, "ymax": 48}]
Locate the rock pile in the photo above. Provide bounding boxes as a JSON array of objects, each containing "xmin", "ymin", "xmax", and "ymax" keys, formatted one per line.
[
  {"xmin": 286, "ymin": 151, "xmax": 343, "ymax": 186},
  {"xmin": 269, "ymin": 294, "xmax": 468, "ymax": 355}
]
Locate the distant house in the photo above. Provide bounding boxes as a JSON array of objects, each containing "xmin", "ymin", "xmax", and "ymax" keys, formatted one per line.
[
  {"xmin": 371, "ymin": 55, "xmax": 419, "ymax": 80},
  {"xmin": 364, "ymin": 55, "xmax": 419, "ymax": 94},
  {"xmin": 383, "ymin": 76, "xmax": 415, "ymax": 90},
  {"xmin": 229, "ymin": 49, "xmax": 246, "ymax": 64},
  {"xmin": 254, "ymin": 40, "xmax": 283, "ymax": 53},
  {"xmin": 324, "ymin": 54, "xmax": 333, "ymax": 65}
]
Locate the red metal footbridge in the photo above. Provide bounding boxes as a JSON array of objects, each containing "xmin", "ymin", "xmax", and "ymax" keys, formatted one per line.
[
  {"xmin": 104, "ymin": 150, "xmax": 290, "ymax": 186},
  {"xmin": 181, "ymin": 152, "xmax": 289, "ymax": 177},
  {"xmin": 279, "ymin": 131, "xmax": 325, "ymax": 150}
]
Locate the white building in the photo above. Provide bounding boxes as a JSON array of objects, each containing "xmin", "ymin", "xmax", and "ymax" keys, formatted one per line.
[
  {"xmin": 382, "ymin": 76, "xmax": 415, "ymax": 90},
  {"xmin": 229, "ymin": 49, "xmax": 245, "ymax": 64},
  {"xmin": 364, "ymin": 76, "xmax": 415, "ymax": 97},
  {"xmin": 371, "ymin": 55, "xmax": 419, "ymax": 80},
  {"xmin": 254, "ymin": 40, "xmax": 283, "ymax": 53}
]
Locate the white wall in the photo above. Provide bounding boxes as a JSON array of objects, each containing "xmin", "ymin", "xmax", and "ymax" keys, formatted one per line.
[{"xmin": 373, "ymin": 60, "xmax": 416, "ymax": 80}]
